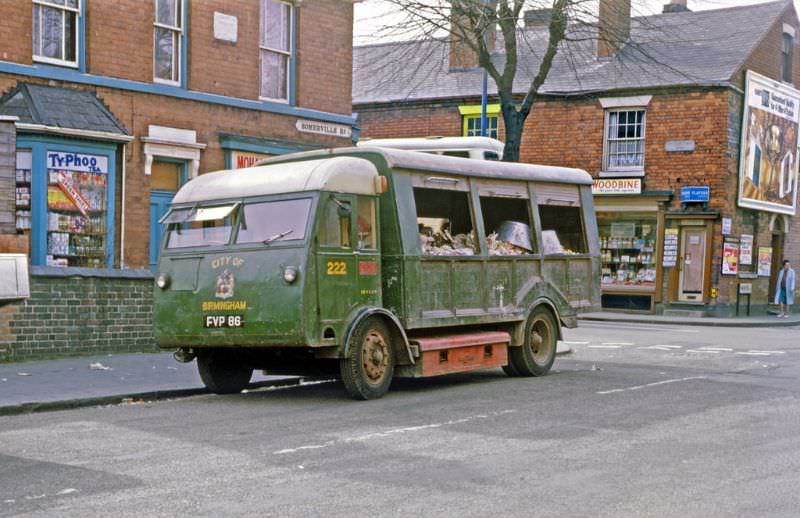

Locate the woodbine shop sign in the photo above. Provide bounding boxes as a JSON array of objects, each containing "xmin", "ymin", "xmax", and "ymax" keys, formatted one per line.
[{"xmin": 592, "ymin": 178, "xmax": 642, "ymax": 195}]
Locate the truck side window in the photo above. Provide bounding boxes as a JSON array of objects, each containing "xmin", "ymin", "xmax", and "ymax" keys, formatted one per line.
[
  {"xmin": 536, "ymin": 185, "xmax": 587, "ymax": 255},
  {"xmin": 356, "ymin": 196, "xmax": 376, "ymax": 250},
  {"xmin": 414, "ymin": 187, "xmax": 477, "ymax": 256},
  {"xmin": 320, "ymin": 197, "xmax": 351, "ymax": 248},
  {"xmin": 479, "ymin": 196, "xmax": 535, "ymax": 255}
]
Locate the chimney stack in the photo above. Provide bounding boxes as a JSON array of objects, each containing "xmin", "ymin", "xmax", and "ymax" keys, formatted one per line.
[
  {"xmin": 597, "ymin": 0, "xmax": 631, "ymax": 59},
  {"xmin": 663, "ymin": 0, "xmax": 690, "ymax": 13},
  {"xmin": 449, "ymin": 2, "xmax": 496, "ymax": 69},
  {"xmin": 524, "ymin": 8, "xmax": 552, "ymax": 27}
]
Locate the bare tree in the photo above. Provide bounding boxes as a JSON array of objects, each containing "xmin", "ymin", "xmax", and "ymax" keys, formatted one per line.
[{"xmin": 358, "ymin": 0, "xmax": 696, "ymax": 162}]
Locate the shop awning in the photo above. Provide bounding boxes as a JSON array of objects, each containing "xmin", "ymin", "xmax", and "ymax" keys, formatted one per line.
[{"xmin": 0, "ymin": 83, "xmax": 131, "ymax": 142}]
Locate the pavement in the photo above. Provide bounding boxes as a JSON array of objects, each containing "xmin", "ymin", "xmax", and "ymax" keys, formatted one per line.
[{"xmin": 1, "ymin": 311, "xmax": 796, "ymax": 416}]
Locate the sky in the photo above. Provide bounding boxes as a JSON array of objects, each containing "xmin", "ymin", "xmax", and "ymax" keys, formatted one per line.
[{"xmin": 354, "ymin": 0, "xmax": 798, "ymax": 44}]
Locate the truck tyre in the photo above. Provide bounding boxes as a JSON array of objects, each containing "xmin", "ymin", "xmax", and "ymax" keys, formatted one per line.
[
  {"xmin": 340, "ymin": 317, "xmax": 395, "ymax": 400},
  {"xmin": 197, "ymin": 350, "xmax": 253, "ymax": 394},
  {"xmin": 507, "ymin": 306, "xmax": 558, "ymax": 377}
]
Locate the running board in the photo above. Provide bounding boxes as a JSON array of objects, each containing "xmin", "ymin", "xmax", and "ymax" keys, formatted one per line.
[{"xmin": 395, "ymin": 331, "xmax": 510, "ymax": 378}]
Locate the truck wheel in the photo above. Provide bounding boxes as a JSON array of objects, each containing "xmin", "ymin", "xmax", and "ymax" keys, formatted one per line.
[
  {"xmin": 197, "ymin": 350, "xmax": 253, "ymax": 394},
  {"xmin": 340, "ymin": 317, "xmax": 395, "ymax": 400},
  {"xmin": 507, "ymin": 306, "xmax": 558, "ymax": 377}
]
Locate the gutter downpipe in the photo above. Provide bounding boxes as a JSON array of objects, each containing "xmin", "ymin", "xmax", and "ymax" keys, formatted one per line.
[
  {"xmin": 120, "ymin": 143, "xmax": 126, "ymax": 269},
  {"xmin": 480, "ymin": 0, "xmax": 489, "ymax": 137}
]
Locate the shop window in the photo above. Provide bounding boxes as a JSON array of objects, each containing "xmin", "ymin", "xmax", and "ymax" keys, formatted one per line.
[
  {"xmin": 236, "ymin": 198, "xmax": 311, "ymax": 244},
  {"xmin": 15, "ymin": 151, "xmax": 33, "ymax": 234},
  {"xmin": 479, "ymin": 196, "xmax": 535, "ymax": 256},
  {"xmin": 414, "ymin": 187, "xmax": 477, "ymax": 256},
  {"xmin": 260, "ymin": 0, "xmax": 293, "ymax": 101},
  {"xmin": 782, "ymin": 32, "xmax": 794, "ymax": 83},
  {"xmin": 319, "ymin": 196, "xmax": 351, "ymax": 248},
  {"xmin": 604, "ymin": 109, "xmax": 646, "ymax": 173},
  {"xmin": 154, "ymin": 0, "xmax": 183, "ymax": 84},
  {"xmin": 45, "ymin": 151, "xmax": 110, "ymax": 267},
  {"xmin": 32, "ymin": 0, "xmax": 80, "ymax": 67},
  {"xmin": 536, "ymin": 185, "xmax": 586, "ymax": 255},
  {"xmin": 356, "ymin": 196, "xmax": 377, "ymax": 250},
  {"xmin": 597, "ymin": 213, "xmax": 657, "ymax": 289}
]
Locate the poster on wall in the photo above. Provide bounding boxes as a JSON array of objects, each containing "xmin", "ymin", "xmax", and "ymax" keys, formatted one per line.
[
  {"xmin": 738, "ymin": 71, "xmax": 800, "ymax": 216},
  {"xmin": 739, "ymin": 234, "xmax": 753, "ymax": 265},
  {"xmin": 757, "ymin": 246, "xmax": 772, "ymax": 277},
  {"xmin": 722, "ymin": 239, "xmax": 739, "ymax": 275},
  {"xmin": 662, "ymin": 228, "xmax": 678, "ymax": 267}
]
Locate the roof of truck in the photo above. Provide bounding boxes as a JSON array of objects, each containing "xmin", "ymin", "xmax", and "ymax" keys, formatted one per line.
[
  {"xmin": 171, "ymin": 156, "xmax": 380, "ymax": 204},
  {"xmin": 258, "ymin": 146, "xmax": 593, "ymax": 185},
  {"xmin": 356, "ymin": 136, "xmax": 505, "ymax": 154}
]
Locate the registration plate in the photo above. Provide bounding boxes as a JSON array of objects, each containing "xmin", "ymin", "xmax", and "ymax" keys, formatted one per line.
[{"xmin": 204, "ymin": 315, "xmax": 244, "ymax": 328}]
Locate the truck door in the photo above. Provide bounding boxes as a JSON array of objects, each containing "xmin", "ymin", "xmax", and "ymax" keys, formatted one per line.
[{"xmin": 316, "ymin": 194, "xmax": 359, "ymax": 327}]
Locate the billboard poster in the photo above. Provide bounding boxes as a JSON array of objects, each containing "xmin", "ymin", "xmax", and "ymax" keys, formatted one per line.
[
  {"xmin": 722, "ymin": 239, "xmax": 739, "ymax": 276},
  {"xmin": 757, "ymin": 246, "xmax": 772, "ymax": 277},
  {"xmin": 738, "ymin": 71, "xmax": 800, "ymax": 215}
]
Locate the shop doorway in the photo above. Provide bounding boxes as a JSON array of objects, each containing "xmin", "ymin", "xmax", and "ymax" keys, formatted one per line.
[
  {"xmin": 149, "ymin": 160, "xmax": 187, "ymax": 269},
  {"xmin": 678, "ymin": 226, "xmax": 707, "ymax": 302},
  {"xmin": 768, "ymin": 232, "xmax": 785, "ymax": 302}
]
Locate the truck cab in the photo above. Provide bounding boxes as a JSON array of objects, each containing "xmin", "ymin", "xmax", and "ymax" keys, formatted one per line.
[{"xmin": 153, "ymin": 147, "xmax": 600, "ymax": 399}]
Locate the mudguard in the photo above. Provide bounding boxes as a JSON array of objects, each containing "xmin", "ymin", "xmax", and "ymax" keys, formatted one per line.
[{"xmin": 342, "ymin": 306, "xmax": 415, "ymax": 365}]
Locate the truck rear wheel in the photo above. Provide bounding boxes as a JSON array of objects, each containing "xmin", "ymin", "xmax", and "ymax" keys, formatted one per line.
[
  {"xmin": 507, "ymin": 306, "xmax": 557, "ymax": 377},
  {"xmin": 197, "ymin": 350, "xmax": 253, "ymax": 394},
  {"xmin": 340, "ymin": 317, "xmax": 395, "ymax": 400}
]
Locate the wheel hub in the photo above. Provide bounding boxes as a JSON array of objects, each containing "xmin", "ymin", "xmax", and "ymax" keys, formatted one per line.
[{"xmin": 362, "ymin": 331, "xmax": 389, "ymax": 384}]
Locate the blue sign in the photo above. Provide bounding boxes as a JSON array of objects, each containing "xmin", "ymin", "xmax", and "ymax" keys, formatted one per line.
[{"xmin": 680, "ymin": 186, "xmax": 710, "ymax": 203}]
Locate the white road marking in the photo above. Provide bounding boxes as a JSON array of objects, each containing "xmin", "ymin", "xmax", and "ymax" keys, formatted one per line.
[
  {"xmin": 747, "ymin": 350, "xmax": 786, "ymax": 354},
  {"xmin": 596, "ymin": 376, "xmax": 707, "ymax": 395},
  {"xmin": 580, "ymin": 322, "xmax": 700, "ymax": 333},
  {"xmin": 736, "ymin": 352, "xmax": 772, "ymax": 356},
  {"xmin": 56, "ymin": 489, "xmax": 78, "ymax": 496},
  {"xmin": 561, "ymin": 341, "xmax": 589, "ymax": 345},
  {"xmin": 687, "ymin": 349, "xmax": 720, "ymax": 354},
  {"xmin": 699, "ymin": 347, "xmax": 733, "ymax": 352},
  {"xmin": 588, "ymin": 345, "xmax": 622, "ymax": 349},
  {"xmin": 639, "ymin": 346, "xmax": 675, "ymax": 351},
  {"xmin": 272, "ymin": 409, "xmax": 517, "ymax": 455},
  {"xmin": 601, "ymin": 342, "xmax": 634, "ymax": 346}
]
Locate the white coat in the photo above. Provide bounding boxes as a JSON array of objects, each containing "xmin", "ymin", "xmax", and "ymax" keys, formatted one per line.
[{"xmin": 774, "ymin": 267, "xmax": 796, "ymax": 305}]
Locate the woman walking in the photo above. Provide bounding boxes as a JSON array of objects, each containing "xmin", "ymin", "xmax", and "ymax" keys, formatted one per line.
[{"xmin": 775, "ymin": 260, "xmax": 795, "ymax": 318}]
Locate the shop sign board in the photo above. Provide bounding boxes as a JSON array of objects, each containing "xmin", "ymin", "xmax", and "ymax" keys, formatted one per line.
[
  {"xmin": 738, "ymin": 70, "xmax": 800, "ymax": 216},
  {"xmin": 662, "ymin": 228, "xmax": 678, "ymax": 267},
  {"xmin": 757, "ymin": 246, "xmax": 772, "ymax": 276},
  {"xmin": 680, "ymin": 186, "xmax": 709, "ymax": 203},
  {"xmin": 231, "ymin": 151, "xmax": 270, "ymax": 169},
  {"xmin": 47, "ymin": 151, "xmax": 108, "ymax": 174},
  {"xmin": 592, "ymin": 178, "xmax": 641, "ymax": 195},
  {"xmin": 740, "ymin": 234, "xmax": 753, "ymax": 265},
  {"xmin": 722, "ymin": 238, "xmax": 739, "ymax": 275},
  {"xmin": 296, "ymin": 119, "xmax": 352, "ymax": 139}
]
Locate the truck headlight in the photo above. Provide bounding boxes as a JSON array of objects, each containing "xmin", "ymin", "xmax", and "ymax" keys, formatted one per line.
[
  {"xmin": 156, "ymin": 273, "xmax": 170, "ymax": 289},
  {"xmin": 283, "ymin": 266, "xmax": 298, "ymax": 284}
]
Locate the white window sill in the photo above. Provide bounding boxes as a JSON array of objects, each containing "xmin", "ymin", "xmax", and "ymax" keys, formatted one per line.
[
  {"xmin": 599, "ymin": 170, "xmax": 645, "ymax": 178},
  {"xmin": 33, "ymin": 56, "xmax": 78, "ymax": 68},
  {"xmin": 154, "ymin": 77, "xmax": 181, "ymax": 87},
  {"xmin": 259, "ymin": 96, "xmax": 290, "ymax": 104}
]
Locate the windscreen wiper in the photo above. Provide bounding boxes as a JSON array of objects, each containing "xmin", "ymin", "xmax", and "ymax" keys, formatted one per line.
[{"xmin": 263, "ymin": 229, "xmax": 294, "ymax": 245}]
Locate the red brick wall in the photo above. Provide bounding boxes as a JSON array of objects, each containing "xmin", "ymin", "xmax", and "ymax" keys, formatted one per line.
[
  {"xmin": 0, "ymin": 2, "xmax": 31, "ymax": 65},
  {"xmin": 88, "ymin": 0, "xmax": 152, "ymax": 82},
  {"xmin": 358, "ymin": 103, "xmax": 464, "ymax": 139},
  {"xmin": 736, "ymin": 4, "xmax": 800, "ymax": 88}
]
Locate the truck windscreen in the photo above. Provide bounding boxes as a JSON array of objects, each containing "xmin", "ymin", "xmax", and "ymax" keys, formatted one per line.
[{"xmin": 236, "ymin": 198, "xmax": 312, "ymax": 244}]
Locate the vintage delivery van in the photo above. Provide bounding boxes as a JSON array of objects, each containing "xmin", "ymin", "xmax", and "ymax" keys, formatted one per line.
[{"xmin": 153, "ymin": 147, "xmax": 600, "ymax": 399}]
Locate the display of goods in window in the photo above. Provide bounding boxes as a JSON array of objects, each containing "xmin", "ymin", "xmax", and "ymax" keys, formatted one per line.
[{"xmin": 598, "ymin": 217, "xmax": 657, "ymax": 288}]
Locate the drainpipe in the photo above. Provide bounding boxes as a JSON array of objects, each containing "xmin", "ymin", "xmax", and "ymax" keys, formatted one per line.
[{"xmin": 120, "ymin": 143, "xmax": 126, "ymax": 269}]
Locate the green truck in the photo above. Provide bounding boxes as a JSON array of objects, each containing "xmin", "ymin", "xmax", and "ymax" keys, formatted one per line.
[{"xmin": 153, "ymin": 147, "xmax": 600, "ymax": 399}]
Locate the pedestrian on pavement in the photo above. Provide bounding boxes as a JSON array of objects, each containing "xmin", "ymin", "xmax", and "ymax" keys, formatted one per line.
[{"xmin": 774, "ymin": 259, "xmax": 795, "ymax": 318}]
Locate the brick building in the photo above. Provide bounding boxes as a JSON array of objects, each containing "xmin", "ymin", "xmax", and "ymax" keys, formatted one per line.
[
  {"xmin": 354, "ymin": 0, "xmax": 800, "ymax": 317},
  {"xmin": 0, "ymin": 0, "xmax": 357, "ymax": 360}
]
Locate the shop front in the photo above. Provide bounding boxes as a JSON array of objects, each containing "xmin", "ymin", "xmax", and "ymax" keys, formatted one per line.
[{"xmin": 592, "ymin": 178, "xmax": 671, "ymax": 312}]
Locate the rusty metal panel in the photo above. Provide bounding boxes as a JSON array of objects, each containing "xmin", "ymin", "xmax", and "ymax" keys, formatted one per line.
[
  {"xmin": 419, "ymin": 261, "xmax": 452, "ymax": 315},
  {"xmin": 420, "ymin": 343, "xmax": 508, "ymax": 377},
  {"xmin": 486, "ymin": 261, "xmax": 513, "ymax": 312},
  {"xmin": 568, "ymin": 258, "xmax": 594, "ymax": 309},
  {"xmin": 453, "ymin": 261, "xmax": 483, "ymax": 312},
  {"xmin": 412, "ymin": 331, "xmax": 511, "ymax": 351},
  {"xmin": 514, "ymin": 260, "xmax": 541, "ymax": 301},
  {"xmin": 542, "ymin": 259, "xmax": 568, "ymax": 296}
]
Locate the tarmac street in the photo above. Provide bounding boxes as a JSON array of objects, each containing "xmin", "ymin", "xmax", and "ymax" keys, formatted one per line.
[{"xmin": 1, "ymin": 321, "xmax": 800, "ymax": 517}]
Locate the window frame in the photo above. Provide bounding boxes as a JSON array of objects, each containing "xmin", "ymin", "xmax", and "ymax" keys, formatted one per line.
[
  {"xmin": 602, "ymin": 107, "xmax": 647, "ymax": 177},
  {"xmin": 32, "ymin": 0, "xmax": 81, "ymax": 68},
  {"xmin": 782, "ymin": 32, "xmax": 794, "ymax": 83},
  {"xmin": 463, "ymin": 114, "xmax": 499, "ymax": 139},
  {"xmin": 259, "ymin": 0, "xmax": 294, "ymax": 103},
  {"xmin": 153, "ymin": 0, "xmax": 183, "ymax": 86}
]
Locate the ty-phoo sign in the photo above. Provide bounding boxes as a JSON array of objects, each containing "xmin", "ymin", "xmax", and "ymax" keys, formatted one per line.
[{"xmin": 592, "ymin": 178, "xmax": 642, "ymax": 195}]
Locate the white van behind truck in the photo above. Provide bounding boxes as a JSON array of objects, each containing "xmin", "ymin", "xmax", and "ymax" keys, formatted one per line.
[{"xmin": 356, "ymin": 136, "xmax": 504, "ymax": 161}]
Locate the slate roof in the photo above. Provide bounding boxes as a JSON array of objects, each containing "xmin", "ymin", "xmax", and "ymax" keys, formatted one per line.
[
  {"xmin": 0, "ymin": 83, "xmax": 129, "ymax": 135},
  {"xmin": 354, "ymin": 0, "xmax": 792, "ymax": 104}
]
